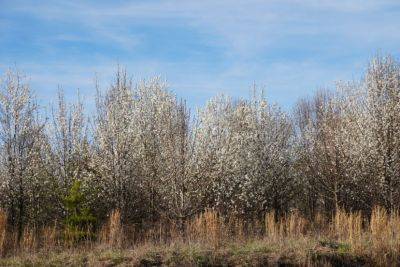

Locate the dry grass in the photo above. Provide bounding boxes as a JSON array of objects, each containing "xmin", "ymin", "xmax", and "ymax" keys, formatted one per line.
[
  {"xmin": 2, "ymin": 207, "xmax": 400, "ymax": 265},
  {"xmin": 0, "ymin": 210, "xmax": 6, "ymax": 257},
  {"xmin": 21, "ymin": 227, "xmax": 37, "ymax": 253},
  {"xmin": 332, "ymin": 208, "xmax": 363, "ymax": 248},
  {"xmin": 187, "ymin": 209, "xmax": 222, "ymax": 247},
  {"xmin": 41, "ymin": 223, "xmax": 58, "ymax": 252},
  {"xmin": 100, "ymin": 209, "xmax": 123, "ymax": 248},
  {"xmin": 368, "ymin": 206, "xmax": 400, "ymax": 264},
  {"xmin": 264, "ymin": 210, "xmax": 307, "ymax": 241}
]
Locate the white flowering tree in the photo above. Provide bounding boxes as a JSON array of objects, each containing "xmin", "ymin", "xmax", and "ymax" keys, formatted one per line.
[
  {"xmin": 364, "ymin": 56, "xmax": 400, "ymax": 210},
  {"xmin": 0, "ymin": 70, "xmax": 53, "ymax": 240},
  {"xmin": 193, "ymin": 91, "xmax": 295, "ymax": 216}
]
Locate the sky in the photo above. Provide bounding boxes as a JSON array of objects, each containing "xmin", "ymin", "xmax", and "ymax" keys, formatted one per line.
[{"xmin": 1, "ymin": 0, "xmax": 400, "ymax": 111}]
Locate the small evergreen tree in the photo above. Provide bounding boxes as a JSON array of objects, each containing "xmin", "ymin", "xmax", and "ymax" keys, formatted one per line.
[{"xmin": 63, "ymin": 180, "xmax": 96, "ymax": 243}]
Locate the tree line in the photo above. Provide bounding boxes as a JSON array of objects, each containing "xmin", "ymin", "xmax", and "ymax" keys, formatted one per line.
[{"xmin": 1, "ymin": 55, "xmax": 399, "ymax": 240}]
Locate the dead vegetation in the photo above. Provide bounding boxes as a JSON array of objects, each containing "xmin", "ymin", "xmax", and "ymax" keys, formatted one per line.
[{"xmin": 1, "ymin": 207, "xmax": 400, "ymax": 266}]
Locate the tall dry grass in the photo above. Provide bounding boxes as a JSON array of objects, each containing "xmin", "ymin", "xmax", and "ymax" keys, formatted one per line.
[
  {"xmin": 332, "ymin": 208, "xmax": 363, "ymax": 248},
  {"xmin": 100, "ymin": 209, "xmax": 123, "ymax": 247},
  {"xmin": 368, "ymin": 206, "xmax": 400, "ymax": 263},
  {"xmin": 265, "ymin": 210, "xmax": 307, "ymax": 241},
  {"xmin": 21, "ymin": 226, "xmax": 37, "ymax": 253},
  {"xmin": 41, "ymin": 223, "xmax": 58, "ymax": 251},
  {"xmin": 0, "ymin": 209, "xmax": 6, "ymax": 257},
  {"xmin": 2, "ymin": 206, "xmax": 400, "ymax": 264},
  {"xmin": 188, "ymin": 209, "xmax": 222, "ymax": 247}
]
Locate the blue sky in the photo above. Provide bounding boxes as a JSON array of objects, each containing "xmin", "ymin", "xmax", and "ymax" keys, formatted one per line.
[{"xmin": 1, "ymin": 0, "xmax": 400, "ymax": 110}]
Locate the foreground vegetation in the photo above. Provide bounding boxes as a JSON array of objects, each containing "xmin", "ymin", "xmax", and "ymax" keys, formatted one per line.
[
  {"xmin": 1, "ymin": 54, "xmax": 400, "ymax": 264},
  {"xmin": 2, "ymin": 207, "xmax": 400, "ymax": 266},
  {"xmin": 0, "ymin": 241, "xmax": 361, "ymax": 266}
]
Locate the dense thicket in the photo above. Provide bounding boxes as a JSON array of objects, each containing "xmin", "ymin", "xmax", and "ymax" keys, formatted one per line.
[{"xmin": 0, "ymin": 55, "xmax": 399, "ymax": 233}]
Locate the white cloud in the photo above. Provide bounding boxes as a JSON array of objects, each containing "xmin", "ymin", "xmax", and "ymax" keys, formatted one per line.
[
  {"xmin": 1, "ymin": 0, "xmax": 400, "ymax": 109},
  {"xmin": 5, "ymin": 0, "xmax": 400, "ymax": 57}
]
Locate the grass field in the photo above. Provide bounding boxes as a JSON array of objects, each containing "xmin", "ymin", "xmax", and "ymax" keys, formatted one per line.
[
  {"xmin": 0, "ymin": 239, "xmax": 369, "ymax": 266},
  {"xmin": 1, "ymin": 208, "xmax": 399, "ymax": 266}
]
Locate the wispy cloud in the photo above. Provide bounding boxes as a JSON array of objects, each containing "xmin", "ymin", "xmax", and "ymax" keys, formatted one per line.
[
  {"xmin": 7, "ymin": 1, "xmax": 399, "ymax": 55},
  {"xmin": 1, "ymin": 0, "xmax": 400, "ymax": 109}
]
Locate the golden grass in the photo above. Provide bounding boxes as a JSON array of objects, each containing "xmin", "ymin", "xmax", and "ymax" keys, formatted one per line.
[
  {"xmin": 100, "ymin": 209, "xmax": 123, "ymax": 248},
  {"xmin": 21, "ymin": 226, "xmax": 37, "ymax": 253},
  {"xmin": 188, "ymin": 209, "xmax": 222, "ymax": 247},
  {"xmin": 265, "ymin": 210, "xmax": 278, "ymax": 240},
  {"xmin": 368, "ymin": 206, "xmax": 400, "ymax": 264},
  {"xmin": 2, "ymin": 206, "xmax": 400, "ymax": 265},
  {"xmin": 0, "ymin": 210, "xmax": 6, "ymax": 257},
  {"xmin": 332, "ymin": 208, "xmax": 362, "ymax": 246},
  {"xmin": 265, "ymin": 210, "xmax": 307, "ymax": 241},
  {"xmin": 41, "ymin": 223, "xmax": 58, "ymax": 251}
]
